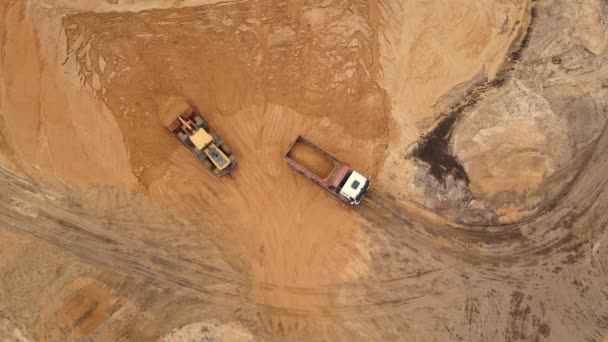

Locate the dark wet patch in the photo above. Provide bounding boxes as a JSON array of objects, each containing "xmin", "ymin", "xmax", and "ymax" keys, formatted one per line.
[
  {"xmin": 411, "ymin": 83, "xmax": 489, "ymax": 192},
  {"xmin": 413, "ymin": 113, "xmax": 469, "ymax": 185}
]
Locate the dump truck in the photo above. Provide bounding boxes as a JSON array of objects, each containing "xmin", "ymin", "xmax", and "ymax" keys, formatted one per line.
[
  {"xmin": 284, "ymin": 135, "xmax": 370, "ymax": 205},
  {"xmin": 162, "ymin": 102, "xmax": 237, "ymax": 177}
]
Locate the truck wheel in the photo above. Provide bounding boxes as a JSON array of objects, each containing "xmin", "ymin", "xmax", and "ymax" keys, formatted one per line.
[
  {"xmin": 177, "ymin": 132, "xmax": 188, "ymax": 142},
  {"xmin": 220, "ymin": 143, "xmax": 232, "ymax": 155},
  {"xmin": 194, "ymin": 116, "xmax": 209, "ymax": 129},
  {"xmin": 195, "ymin": 150, "xmax": 207, "ymax": 160},
  {"xmin": 201, "ymin": 159, "xmax": 214, "ymax": 170}
]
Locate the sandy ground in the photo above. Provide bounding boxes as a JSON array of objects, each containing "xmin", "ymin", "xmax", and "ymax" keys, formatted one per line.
[{"xmin": 1, "ymin": 0, "xmax": 608, "ymax": 340}]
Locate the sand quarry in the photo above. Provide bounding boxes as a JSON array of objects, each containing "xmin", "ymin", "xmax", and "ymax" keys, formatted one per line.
[{"xmin": 1, "ymin": 0, "xmax": 608, "ymax": 340}]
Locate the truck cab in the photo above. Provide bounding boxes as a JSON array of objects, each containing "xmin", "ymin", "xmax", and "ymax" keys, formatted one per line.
[{"xmin": 337, "ymin": 170, "xmax": 371, "ymax": 205}]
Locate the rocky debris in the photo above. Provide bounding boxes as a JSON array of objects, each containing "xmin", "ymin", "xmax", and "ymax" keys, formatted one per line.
[{"xmin": 412, "ymin": 112, "xmax": 474, "ymax": 206}]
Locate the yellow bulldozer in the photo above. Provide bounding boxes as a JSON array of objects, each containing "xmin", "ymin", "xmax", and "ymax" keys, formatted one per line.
[{"xmin": 162, "ymin": 100, "xmax": 237, "ymax": 177}]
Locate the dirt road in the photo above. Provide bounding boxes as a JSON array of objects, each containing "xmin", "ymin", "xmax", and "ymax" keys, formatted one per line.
[
  {"xmin": 1, "ymin": 0, "xmax": 607, "ymax": 340},
  {"xmin": 1, "ymin": 121, "xmax": 606, "ymax": 339}
]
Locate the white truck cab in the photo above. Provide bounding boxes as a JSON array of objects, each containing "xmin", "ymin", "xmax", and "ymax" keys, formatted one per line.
[{"xmin": 338, "ymin": 170, "xmax": 371, "ymax": 205}]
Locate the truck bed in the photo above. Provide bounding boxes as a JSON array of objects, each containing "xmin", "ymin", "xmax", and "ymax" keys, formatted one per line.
[
  {"xmin": 286, "ymin": 139, "xmax": 336, "ymax": 179},
  {"xmin": 284, "ymin": 135, "xmax": 368, "ymax": 204},
  {"xmin": 284, "ymin": 135, "xmax": 352, "ymax": 190}
]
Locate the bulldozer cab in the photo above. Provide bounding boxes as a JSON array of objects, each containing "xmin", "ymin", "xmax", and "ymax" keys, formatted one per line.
[
  {"xmin": 189, "ymin": 129, "xmax": 214, "ymax": 150},
  {"xmin": 179, "ymin": 117, "xmax": 214, "ymax": 150}
]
